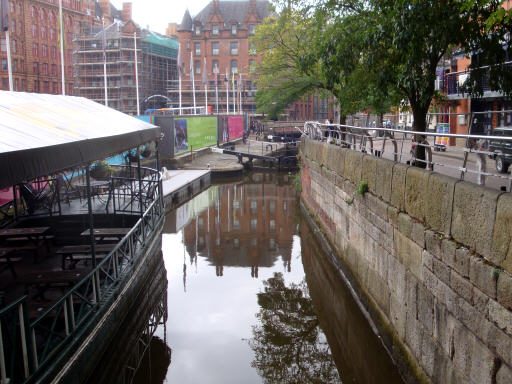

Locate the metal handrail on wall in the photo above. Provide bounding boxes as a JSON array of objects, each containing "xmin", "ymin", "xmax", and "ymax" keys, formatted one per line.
[
  {"xmin": 303, "ymin": 117, "xmax": 512, "ymax": 191},
  {"xmin": 0, "ymin": 170, "xmax": 164, "ymax": 383}
]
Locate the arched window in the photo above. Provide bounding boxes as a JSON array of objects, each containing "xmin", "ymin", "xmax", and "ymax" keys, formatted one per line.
[
  {"xmin": 31, "ymin": 6, "xmax": 37, "ymax": 18},
  {"xmin": 50, "ymin": 11, "xmax": 55, "ymax": 25}
]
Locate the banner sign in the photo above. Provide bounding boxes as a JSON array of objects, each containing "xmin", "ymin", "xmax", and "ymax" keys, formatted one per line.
[{"xmin": 174, "ymin": 116, "xmax": 217, "ymax": 154}]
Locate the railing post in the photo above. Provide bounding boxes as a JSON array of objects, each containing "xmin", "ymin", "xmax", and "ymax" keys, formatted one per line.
[
  {"xmin": 0, "ymin": 322, "xmax": 8, "ymax": 384},
  {"xmin": 31, "ymin": 329, "xmax": 38, "ymax": 370}
]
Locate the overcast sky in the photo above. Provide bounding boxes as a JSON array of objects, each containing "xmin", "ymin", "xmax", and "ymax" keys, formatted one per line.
[{"xmin": 110, "ymin": 0, "xmax": 213, "ymax": 35}]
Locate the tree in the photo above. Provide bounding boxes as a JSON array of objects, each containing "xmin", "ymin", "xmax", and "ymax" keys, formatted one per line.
[
  {"xmin": 252, "ymin": 6, "xmax": 326, "ymax": 119},
  {"xmin": 247, "ymin": 272, "xmax": 340, "ymax": 383},
  {"xmin": 362, "ymin": 0, "xmax": 511, "ymax": 164}
]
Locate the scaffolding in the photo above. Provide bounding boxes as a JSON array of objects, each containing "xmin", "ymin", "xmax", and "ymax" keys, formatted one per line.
[{"xmin": 73, "ymin": 22, "xmax": 178, "ymax": 114}]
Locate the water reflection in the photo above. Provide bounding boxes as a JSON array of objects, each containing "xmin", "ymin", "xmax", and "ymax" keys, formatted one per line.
[
  {"xmin": 249, "ymin": 272, "xmax": 341, "ymax": 383},
  {"xmin": 301, "ymin": 221, "xmax": 404, "ymax": 383},
  {"xmin": 152, "ymin": 172, "xmax": 401, "ymax": 384}
]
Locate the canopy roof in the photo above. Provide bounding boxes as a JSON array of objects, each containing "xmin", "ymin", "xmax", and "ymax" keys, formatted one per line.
[{"xmin": 0, "ymin": 91, "xmax": 160, "ymax": 189}]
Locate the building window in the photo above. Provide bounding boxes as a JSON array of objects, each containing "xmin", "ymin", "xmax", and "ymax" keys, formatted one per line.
[
  {"xmin": 50, "ymin": 28, "xmax": 56, "ymax": 40},
  {"xmin": 41, "ymin": 26, "xmax": 47, "ymax": 39},
  {"xmin": 51, "ymin": 64, "xmax": 56, "ymax": 76},
  {"xmin": 195, "ymin": 25, "xmax": 201, "ymax": 36},
  {"xmin": 21, "ymin": 79, "xmax": 25, "ymax": 91},
  {"xmin": 2, "ymin": 78, "xmax": 8, "ymax": 89},
  {"xmin": 42, "ymin": 63, "xmax": 48, "ymax": 75},
  {"xmin": 8, "ymin": 1, "xmax": 13, "ymax": 13},
  {"xmin": 230, "ymin": 41, "xmax": 238, "ymax": 55},
  {"xmin": 249, "ymin": 59, "xmax": 255, "ymax": 73},
  {"xmin": 212, "ymin": 42, "xmax": 219, "ymax": 56},
  {"xmin": 39, "ymin": 8, "xmax": 45, "ymax": 21},
  {"xmin": 11, "ymin": 40, "xmax": 15, "ymax": 54},
  {"xmin": 0, "ymin": 39, "xmax": 5, "ymax": 52},
  {"xmin": 233, "ymin": 218, "xmax": 240, "ymax": 230},
  {"xmin": 20, "ymin": 60, "xmax": 24, "ymax": 73},
  {"xmin": 52, "ymin": 82, "xmax": 58, "ymax": 94},
  {"xmin": 50, "ymin": 11, "xmax": 55, "ymax": 24},
  {"xmin": 14, "ymin": 78, "xmax": 18, "ymax": 91},
  {"xmin": 270, "ymin": 200, "xmax": 275, "ymax": 214},
  {"xmin": 212, "ymin": 59, "xmax": 219, "ymax": 73},
  {"xmin": 250, "ymin": 218, "xmax": 257, "ymax": 230},
  {"xmin": 231, "ymin": 59, "xmax": 238, "ymax": 74},
  {"xmin": 12, "ymin": 59, "xmax": 16, "ymax": 72},
  {"xmin": 17, "ymin": 21, "xmax": 22, "ymax": 35},
  {"xmin": 195, "ymin": 60, "xmax": 200, "ymax": 74},
  {"xmin": 1, "ymin": 59, "xmax": 6, "ymax": 71},
  {"xmin": 10, "ymin": 20, "xmax": 14, "ymax": 33},
  {"xmin": 32, "ymin": 43, "xmax": 38, "ymax": 57},
  {"xmin": 43, "ymin": 81, "xmax": 49, "ymax": 92},
  {"xmin": 50, "ymin": 46, "xmax": 56, "ymax": 58},
  {"xmin": 16, "ymin": 3, "xmax": 21, "ymax": 15},
  {"xmin": 194, "ymin": 42, "xmax": 200, "ymax": 56},
  {"xmin": 212, "ymin": 24, "xmax": 218, "ymax": 35},
  {"xmin": 31, "ymin": 6, "xmax": 36, "ymax": 18},
  {"xmin": 33, "ymin": 62, "xmax": 38, "ymax": 75},
  {"xmin": 270, "ymin": 219, "xmax": 275, "ymax": 232},
  {"xmin": 231, "ymin": 24, "xmax": 237, "ymax": 35},
  {"xmin": 249, "ymin": 42, "xmax": 256, "ymax": 55},
  {"xmin": 41, "ymin": 44, "xmax": 47, "ymax": 57},
  {"xmin": 249, "ymin": 24, "xmax": 255, "ymax": 35},
  {"xmin": 32, "ymin": 24, "xmax": 37, "ymax": 38}
]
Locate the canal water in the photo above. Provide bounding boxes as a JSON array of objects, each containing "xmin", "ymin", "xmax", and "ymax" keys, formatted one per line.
[{"xmin": 133, "ymin": 172, "xmax": 403, "ymax": 384}]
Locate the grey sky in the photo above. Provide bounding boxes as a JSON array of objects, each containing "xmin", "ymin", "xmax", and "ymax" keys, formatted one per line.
[{"xmin": 110, "ymin": 0, "xmax": 213, "ymax": 35}]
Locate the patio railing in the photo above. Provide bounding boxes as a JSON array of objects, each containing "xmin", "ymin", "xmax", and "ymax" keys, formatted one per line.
[
  {"xmin": 302, "ymin": 113, "xmax": 512, "ymax": 191},
  {"xmin": 0, "ymin": 171, "xmax": 164, "ymax": 383}
]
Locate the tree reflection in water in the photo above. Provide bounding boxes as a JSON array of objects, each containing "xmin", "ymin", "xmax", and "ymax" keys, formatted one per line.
[{"xmin": 248, "ymin": 272, "xmax": 341, "ymax": 384}]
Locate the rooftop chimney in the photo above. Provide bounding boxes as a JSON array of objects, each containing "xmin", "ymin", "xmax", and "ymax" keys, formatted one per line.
[{"xmin": 122, "ymin": 2, "xmax": 132, "ymax": 21}]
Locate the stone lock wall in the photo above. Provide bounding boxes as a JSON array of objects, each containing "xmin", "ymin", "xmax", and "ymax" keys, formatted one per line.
[{"xmin": 300, "ymin": 139, "xmax": 512, "ymax": 384}]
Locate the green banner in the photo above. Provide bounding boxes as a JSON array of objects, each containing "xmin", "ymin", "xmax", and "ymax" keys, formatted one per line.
[{"xmin": 174, "ymin": 116, "xmax": 217, "ymax": 154}]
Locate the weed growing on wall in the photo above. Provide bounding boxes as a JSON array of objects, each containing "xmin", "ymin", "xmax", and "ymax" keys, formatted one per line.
[
  {"xmin": 356, "ymin": 181, "xmax": 369, "ymax": 196},
  {"xmin": 292, "ymin": 172, "xmax": 302, "ymax": 193}
]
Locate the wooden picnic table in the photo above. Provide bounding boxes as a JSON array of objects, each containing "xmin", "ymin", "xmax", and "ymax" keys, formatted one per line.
[
  {"xmin": 57, "ymin": 243, "xmax": 116, "ymax": 269},
  {"xmin": 0, "ymin": 226, "xmax": 51, "ymax": 241},
  {"xmin": 0, "ymin": 226, "xmax": 52, "ymax": 261},
  {"xmin": 18, "ymin": 269, "xmax": 87, "ymax": 300},
  {"xmin": 80, "ymin": 228, "xmax": 130, "ymax": 242}
]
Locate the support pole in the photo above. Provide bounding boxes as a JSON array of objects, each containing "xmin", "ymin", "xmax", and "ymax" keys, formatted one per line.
[
  {"xmin": 134, "ymin": 32, "xmax": 140, "ymax": 115},
  {"xmin": 59, "ymin": 0, "xmax": 65, "ymax": 94},
  {"xmin": 85, "ymin": 165, "xmax": 96, "ymax": 267},
  {"xmin": 5, "ymin": 31, "xmax": 12, "ymax": 91}
]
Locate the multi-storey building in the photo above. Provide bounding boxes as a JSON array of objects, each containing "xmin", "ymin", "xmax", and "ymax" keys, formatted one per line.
[
  {"xmin": 73, "ymin": 21, "xmax": 178, "ymax": 114},
  {"xmin": 0, "ymin": 0, "xmax": 129, "ymax": 95},
  {"xmin": 171, "ymin": 0, "xmax": 270, "ymax": 115}
]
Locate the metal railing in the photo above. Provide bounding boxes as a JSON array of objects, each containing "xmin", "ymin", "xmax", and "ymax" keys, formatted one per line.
[
  {"xmin": 302, "ymin": 113, "xmax": 512, "ymax": 191},
  {"xmin": 0, "ymin": 171, "xmax": 164, "ymax": 383}
]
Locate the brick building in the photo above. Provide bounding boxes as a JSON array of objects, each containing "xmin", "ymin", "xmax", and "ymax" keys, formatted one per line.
[
  {"xmin": 0, "ymin": 0, "xmax": 133, "ymax": 95},
  {"xmin": 171, "ymin": 0, "xmax": 271, "ymax": 114}
]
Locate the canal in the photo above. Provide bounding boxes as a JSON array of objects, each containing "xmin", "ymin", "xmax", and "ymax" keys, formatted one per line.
[{"xmin": 133, "ymin": 172, "xmax": 403, "ymax": 384}]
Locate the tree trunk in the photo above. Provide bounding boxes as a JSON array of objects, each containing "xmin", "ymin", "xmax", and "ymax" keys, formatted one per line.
[{"xmin": 412, "ymin": 105, "xmax": 429, "ymax": 169}]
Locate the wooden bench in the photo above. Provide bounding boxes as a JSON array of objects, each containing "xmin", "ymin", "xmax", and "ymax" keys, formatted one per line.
[
  {"xmin": 0, "ymin": 244, "xmax": 39, "ymax": 264},
  {"xmin": 57, "ymin": 244, "xmax": 116, "ymax": 269},
  {"xmin": 18, "ymin": 269, "xmax": 88, "ymax": 300},
  {"xmin": 0, "ymin": 248, "xmax": 22, "ymax": 277}
]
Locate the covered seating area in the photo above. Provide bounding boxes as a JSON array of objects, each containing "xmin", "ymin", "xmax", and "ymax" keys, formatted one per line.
[{"xmin": 0, "ymin": 91, "xmax": 164, "ymax": 383}]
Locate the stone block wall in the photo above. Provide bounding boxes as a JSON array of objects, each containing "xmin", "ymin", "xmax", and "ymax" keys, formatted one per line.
[{"xmin": 300, "ymin": 139, "xmax": 512, "ymax": 383}]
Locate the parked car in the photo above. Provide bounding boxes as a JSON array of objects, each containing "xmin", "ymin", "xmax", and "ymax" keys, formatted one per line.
[{"xmin": 489, "ymin": 126, "xmax": 512, "ymax": 173}]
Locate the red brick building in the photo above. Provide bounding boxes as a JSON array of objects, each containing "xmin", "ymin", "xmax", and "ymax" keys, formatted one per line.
[
  {"xmin": 0, "ymin": 0, "xmax": 126, "ymax": 94},
  {"xmin": 171, "ymin": 0, "xmax": 271, "ymax": 114}
]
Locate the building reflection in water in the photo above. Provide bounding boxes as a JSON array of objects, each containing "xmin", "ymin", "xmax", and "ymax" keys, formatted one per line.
[{"xmin": 180, "ymin": 173, "xmax": 297, "ymax": 280}]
